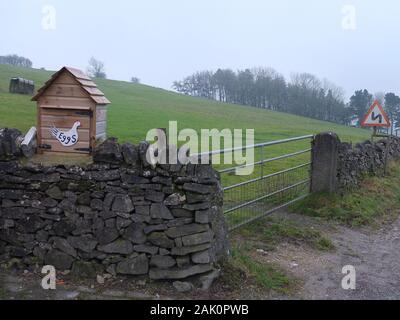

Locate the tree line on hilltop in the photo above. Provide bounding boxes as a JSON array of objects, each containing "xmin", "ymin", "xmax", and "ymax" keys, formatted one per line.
[
  {"xmin": 0, "ymin": 54, "xmax": 32, "ymax": 68},
  {"xmin": 173, "ymin": 68, "xmax": 400, "ymax": 128}
]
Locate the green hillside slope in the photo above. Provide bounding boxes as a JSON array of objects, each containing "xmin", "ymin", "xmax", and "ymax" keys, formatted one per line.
[{"xmin": 0, "ymin": 64, "xmax": 369, "ymax": 145}]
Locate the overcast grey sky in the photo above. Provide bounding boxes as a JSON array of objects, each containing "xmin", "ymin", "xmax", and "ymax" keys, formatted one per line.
[{"xmin": 1, "ymin": 0, "xmax": 400, "ymax": 99}]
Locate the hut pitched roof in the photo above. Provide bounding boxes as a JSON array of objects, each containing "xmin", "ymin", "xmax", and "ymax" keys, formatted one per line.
[{"xmin": 31, "ymin": 66, "xmax": 111, "ymax": 105}]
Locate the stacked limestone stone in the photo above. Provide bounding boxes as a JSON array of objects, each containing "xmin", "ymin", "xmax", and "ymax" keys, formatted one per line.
[
  {"xmin": 337, "ymin": 137, "xmax": 400, "ymax": 190},
  {"xmin": 0, "ymin": 135, "xmax": 229, "ymax": 281}
]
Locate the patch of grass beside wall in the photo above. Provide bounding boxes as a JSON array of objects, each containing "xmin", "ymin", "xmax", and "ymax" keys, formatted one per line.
[
  {"xmin": 223, "ymin": 215, "xmax": 334, "ymax": 295},
  {"xmin": 221, "ymin": 244, "xmax": 296, "ymax": 294},
  {"xmin": 291, "ymin": 162, "xmax": 400, "ymax": 227},
  {"xmin": 236, "ymin": 216, "xmax": 334, "ymax": 251}
]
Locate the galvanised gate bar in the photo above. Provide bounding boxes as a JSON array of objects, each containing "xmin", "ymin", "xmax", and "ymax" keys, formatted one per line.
[{"xmin": 196, "ymin": 135, "xmax": 314, "ymax": 231}]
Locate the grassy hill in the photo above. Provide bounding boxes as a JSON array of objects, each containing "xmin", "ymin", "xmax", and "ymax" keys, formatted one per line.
[{"xmin": 0, "ymin": 64, "xmax": 369, "ymax": 145}]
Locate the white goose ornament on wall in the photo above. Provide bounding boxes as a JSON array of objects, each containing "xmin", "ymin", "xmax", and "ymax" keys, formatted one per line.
[{"xmin": 50, "ymin": 121, "xmax": 81, "ymax": 147}]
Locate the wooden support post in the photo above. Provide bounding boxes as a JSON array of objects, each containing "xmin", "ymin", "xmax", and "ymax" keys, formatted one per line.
[{"xmin": 372, "ymin": 127, "xmax": 377, "ymax": 142}]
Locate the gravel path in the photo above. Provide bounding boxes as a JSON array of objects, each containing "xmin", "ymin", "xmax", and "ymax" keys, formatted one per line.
[{"xmin": 266, "ymin": 213, "xmax": 400, "ymax": 300}]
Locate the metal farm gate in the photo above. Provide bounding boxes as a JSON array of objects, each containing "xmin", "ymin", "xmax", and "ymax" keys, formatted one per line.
[{"xmin": 201, "ymin": 135, "xmax": 314, "ymax": 231}]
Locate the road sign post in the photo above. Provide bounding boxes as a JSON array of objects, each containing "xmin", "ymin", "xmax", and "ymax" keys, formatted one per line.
[
  {"xmin": 361, "ymin": 100, "xmax": 392, "ymax": 175},
  {"xmin": 361, "ymin": 100, "xmax": 391, "ymax": 140}
]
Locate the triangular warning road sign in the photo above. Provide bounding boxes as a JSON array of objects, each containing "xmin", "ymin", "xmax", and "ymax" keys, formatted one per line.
[{"xmin": 361, "ymin": 100, "xmax": 391, "ymax": 127}]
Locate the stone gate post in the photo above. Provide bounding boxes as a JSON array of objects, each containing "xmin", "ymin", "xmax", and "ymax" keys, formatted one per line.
[{"xmin": 311, "ymin": 132, "xmax": 340, "ymax": 193}]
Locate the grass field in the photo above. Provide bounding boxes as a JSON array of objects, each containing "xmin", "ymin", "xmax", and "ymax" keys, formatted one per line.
[
  {"xmin": 0, "ymin": 63, "xmax": 373, "ymax": 200},
  {"xmin": 0, "ymin": 64, "xmax": 370, "ymax": 145},
  {"xmin": 0, "ymin": 63, "xmax": 373, "ymax": 197}
]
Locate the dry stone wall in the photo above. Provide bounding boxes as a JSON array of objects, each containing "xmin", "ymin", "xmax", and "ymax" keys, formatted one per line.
[
  {"xmin": 0, "ymin": 133, "xmax": 229, "ymax": 281},
  {"xmin": 311, "ymin": 132, "xmax": 400, "ymax": 193},
  {"xmin": 337, "ymin": 137, "xmax": 400, "ymax": 190}
]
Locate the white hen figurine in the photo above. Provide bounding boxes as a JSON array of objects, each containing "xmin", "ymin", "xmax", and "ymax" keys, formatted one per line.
[{"xmin": 50, "ymin": 121, "xmax": 81, "ymax": 147}]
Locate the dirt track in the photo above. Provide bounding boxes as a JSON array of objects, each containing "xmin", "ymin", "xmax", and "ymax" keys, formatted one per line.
[{"xmin": 265, "ymin": 212, "xmax": 400, "ymax": 300}]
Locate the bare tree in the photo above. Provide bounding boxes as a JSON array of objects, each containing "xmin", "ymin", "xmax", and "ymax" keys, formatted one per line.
[
  {"xmin": 374, "ymin": 91, "xmax": 385, "ymax": 105},
  {"xmin": 87, "ymin": 57, "xmax": 106, "ymax": 79},
  {"xmin": 323, "ymin": 79, "xmax": 345, "ymax": 101},
  {"xmin": 290, "ymin": 72, "xmax": 321, "ymax": 91},
  {"xmin": 131, "ymin": 77, "xmax": 140, "ymax": 84}
]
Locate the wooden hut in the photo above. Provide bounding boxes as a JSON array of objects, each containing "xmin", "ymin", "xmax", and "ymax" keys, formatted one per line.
[{"xmin": 32, "ymin": 67, "xmax": 111, "ymax": 155}]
